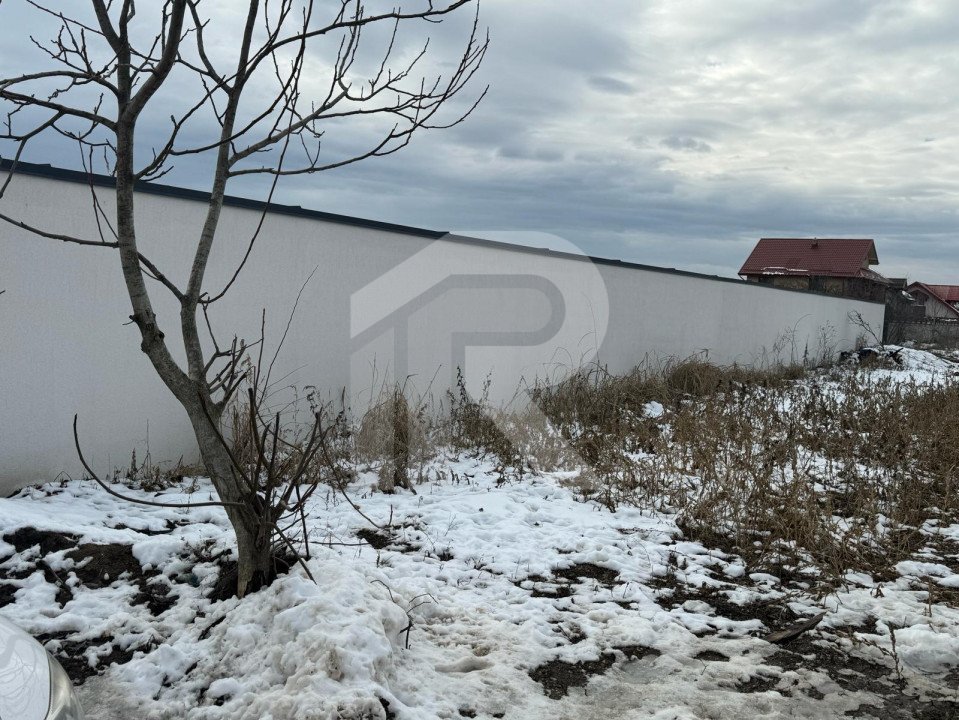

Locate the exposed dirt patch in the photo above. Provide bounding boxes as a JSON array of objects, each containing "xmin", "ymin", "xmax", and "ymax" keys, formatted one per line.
[
  {"xmin": 529, "ymin": 653, "xmax": 617, "ymax": 699},
  {"xmin": 614, "ymin": 645, "xmax": 662, "ymax": 661},
  {"xmin": 3, "ymin": 527, "xmax": 78, "ymax": 555},
  {"xmin": 6, "ymin": 538, "xmax": 257, "ymax": 684},
  {"xmin": 734, "ymin": 672, "xmax": 780, "ymax": 694},
  {"xmin": 356, "ymin": 527, "xmax": 391, "ymax": 549},
  {"xmin": 0, "ymin": 562, "xmax": 34, "ymax": 580},
  {"xmin": 133, "ymin": 581, "xmax": 178, "ymax": 616},
  {"xmin": 209, "ymin": 552, "xmax": 294, "ymax": 601},
  {"xmin": 110, "ymin": 520, "xmax": 184, "ymax": 537},
  {"xmin": 39, "ymin": 561, "xmax": 73, "ymax": 607},
  {"xmin": 552, "ymin": 562, "xmax": 620, "ymax": 586},
  {"xmin": 765, "ymin": 634, "xmax": 894, "ymax": 689},
  {"xmin": 514, "ymin": 567, "xmax": 618, "ymax": 599},
  {"xmin": 210, "ymin": 558, "xmax": 240, "ymax": 601},
  {"xmin": 694, "ymin": 650, "xmax": 729, "ymax": 662},
  {"xmin": 549, "ymin": 621, "xmax": 586, "ymax": 644},
  {"xmin": 529, "ymin": 645, "xmax": 660, "ymax": 699},
  {"xmin": 355, "ymin": 526, "xmax": 423, "ymax": 555},
  {"xmin": 37, "ymin": 631, "xmax": 147, "ymax": 685},
  {"xmin": 755, "ymin": 560, "xmax": 827, "ymax": 591},
  {"xmin": 5, "ymin": 533, "xmax": 178, "ymax": 618},
  {"xmin": 3, "ymin": 533, "xmax": 163, "ymax": 610},
  {"xmin": 675, "ymin": 521, "xmax": 745, "ymax": 564},
  {"xmin": 66, "ymin": 543, "xmax": 143, "ymax": 588},
  {"xmin": 759, "ymin": 634, "xmax": 957, "ymax": 717},
  {"xmin": 531, "ymin": 585, "xmax": 574, "ymax": 599},
  {"xmin": 379, "ymin": 697, "xmax": 398, "ymax": 720},
  {"xmin": 514, "ymin": 577, "xmax": 574, "ymax": 599},
  {"xmin": 923, "ymin": 536, "xmax": 959, "ymax": 575},
  {"xmin": 650, "ymin": 576, "xmax": 800, "ymax": 632},
  {"xmin": 919, "ymin": 583, "xmax": 959, "ymax": 609},
  {"xmin": 64, "ymin": 542, "xmax": 176, "ymax": 616},
  {"xmin": 843, "ymin": 700, "xmax": 958, "ymax": 719}
]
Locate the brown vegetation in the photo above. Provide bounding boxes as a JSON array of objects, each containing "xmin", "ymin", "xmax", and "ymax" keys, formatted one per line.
[{"xmin": 534, "ymin": 358, "xmax": 957, "ymax": 589}]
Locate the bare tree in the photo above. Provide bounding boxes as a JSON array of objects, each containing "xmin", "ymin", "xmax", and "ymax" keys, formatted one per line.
[{"xmin": 0, "ymin": 0, "xmax": 487, "ymax": 596}]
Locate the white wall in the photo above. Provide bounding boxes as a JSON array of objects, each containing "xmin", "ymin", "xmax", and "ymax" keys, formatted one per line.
[{"xmin": 0, "ymin": 170, "xmax": 886, "ymax": 493}]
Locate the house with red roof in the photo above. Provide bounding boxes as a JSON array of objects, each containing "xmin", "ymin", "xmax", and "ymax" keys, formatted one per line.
[
  {"xmin": 905, "ymin": 282, "xmax": 959, "ymax": 320},
  {"xmin": 738, "ymin": 238, "xmax": 889, "ymax": 302}
]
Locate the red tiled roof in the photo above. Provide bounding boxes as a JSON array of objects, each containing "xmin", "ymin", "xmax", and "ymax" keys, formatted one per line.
[
  {"xmin": 906, "ymin": 282, "xmax": 959, "ymax": 318},
  {"xmin": 739, "ymin": 238, "xmax": 883, "ymax": 279},
  {"xmin": 923, "ymin": 284, "xmax": 959, "ymax": 303}
]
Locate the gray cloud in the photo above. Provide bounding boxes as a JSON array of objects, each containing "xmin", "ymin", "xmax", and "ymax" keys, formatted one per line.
[
  {"xmin": 3, "ymin": 0, "xmax": 959, "ymax": 284},
  {"xmin": 661, "ymin": 136, "xmax": 712, "ymax": 153},
  {"xmin": 588, "ymin": 76, "xmax": 635, "ymax": 95},
  {"xmin": 496, "ymin": 144, "xmax": 564, "ymax": 162}
]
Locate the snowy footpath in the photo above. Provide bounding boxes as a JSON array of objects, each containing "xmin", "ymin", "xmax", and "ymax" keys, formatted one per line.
[{"xmin": 1, "ymin": 455, "xmax": 958, "ymax": 719}]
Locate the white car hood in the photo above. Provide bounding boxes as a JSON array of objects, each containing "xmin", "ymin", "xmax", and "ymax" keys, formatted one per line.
[{"xmin": 0, "ymin": 614, "xmax": 50, "ymax": 720}]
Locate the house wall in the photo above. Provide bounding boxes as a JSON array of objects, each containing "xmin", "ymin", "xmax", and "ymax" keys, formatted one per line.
[
  {"xmin": 915, "ymin": 290, "xmax": 958, "ymax": 320},
  {"xmin": 0, "ymin": 171, "xmax": 886, "ymax": 493},
  {"xmin": 821, "ymin": 277, "xmax": 844, "ymax": 295},
  {"xmin": 884, "ymin": 291, "xmax": 926, "ymax": 343},
  {"xmin": 770, "ymin": 276, "xmax": 811, "ymax": 291}
]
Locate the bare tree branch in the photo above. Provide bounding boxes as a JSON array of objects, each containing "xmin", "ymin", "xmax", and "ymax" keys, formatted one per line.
[
  {"xmin": 74, "ymin": 414, "xmax": 245, "ymax": 510},
  {"xmin": 0, "ymin": 0, "xmax": 487, "ymax": 598}
]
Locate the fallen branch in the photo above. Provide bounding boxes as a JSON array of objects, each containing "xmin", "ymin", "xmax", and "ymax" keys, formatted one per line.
[{"xmin": 764, "ymin": 611, "xmax": 827, "ymax": 644}]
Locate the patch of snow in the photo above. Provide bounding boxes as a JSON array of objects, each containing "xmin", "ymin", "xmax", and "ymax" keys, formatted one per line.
[
  {"xmin": 643, "ymin": 401, "xmax": 664, "ymax": 418},
  {"xmin": 896, "ymin": 561, "xmax": 952, "ymax": 578},
  {"xmin": 883, "ymin": 622, "xmax": 959, "ymax": 675}
]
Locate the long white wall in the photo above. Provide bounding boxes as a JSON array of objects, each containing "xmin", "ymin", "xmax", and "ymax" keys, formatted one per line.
[{"xmin": 0, "ymin": 169, "xmax": 885, "ymax": 493}]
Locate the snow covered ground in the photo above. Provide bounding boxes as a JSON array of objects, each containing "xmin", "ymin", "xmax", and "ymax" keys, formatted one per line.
[{"xmin": 1, "ymin": 349, "xmax": 958, "ymax": 719}]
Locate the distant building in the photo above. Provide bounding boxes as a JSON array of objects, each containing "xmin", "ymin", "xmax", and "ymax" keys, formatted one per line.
[
  {"xmin": 905, "ymin": 282, "xmax": 959, "ymax": 320},
  {"xmin": 882, "ymin": 278, "xmax": 925, "ymax": 342},
  {"xmin": 739, "ymin": 238, "xmax": 889, "ymax": 302},
  {"xmin": 885, "ymin": 278, "xmax": 924, "ymax": 319}
]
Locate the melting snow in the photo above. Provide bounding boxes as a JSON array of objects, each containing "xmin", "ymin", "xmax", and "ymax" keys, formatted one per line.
[{"xmin": 0, "ymin": 347, "xmax": 957, "ymax": 719}]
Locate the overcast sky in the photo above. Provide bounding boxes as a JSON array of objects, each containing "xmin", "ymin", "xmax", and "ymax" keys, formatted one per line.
[{"xmin": 10, "ymin": 0, "xmax": 959, "ymax": 282}]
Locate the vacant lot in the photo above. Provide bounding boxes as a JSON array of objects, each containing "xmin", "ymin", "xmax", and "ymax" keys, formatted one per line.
[{"xmin": 1, "ymin": 346, "xmax": 957, "ymax": 719}]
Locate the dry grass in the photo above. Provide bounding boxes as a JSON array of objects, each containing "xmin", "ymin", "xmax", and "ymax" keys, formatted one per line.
[
  {"xmin": 549, "ymin": 364, "xmax": 959, "ymax": 589},
  {"xmin": 228, "ymin": 352, "xmax": 957, "ymax": 589},
  {"xmin": 530, "ymin": 357, "xmax": 805, "ymax": 466},
  {"xmin": 517, "ymin": 352, "xmax": 959, "ymax": 587}
]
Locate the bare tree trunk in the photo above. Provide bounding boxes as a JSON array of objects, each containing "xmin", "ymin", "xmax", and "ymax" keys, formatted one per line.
[
  {"xmin": 100, "ymin": 1, "xmax": 270, "ymax": 598},
  {"xmin": 182, "ymin": 399, "xmax": 273, "ymax": 596}
]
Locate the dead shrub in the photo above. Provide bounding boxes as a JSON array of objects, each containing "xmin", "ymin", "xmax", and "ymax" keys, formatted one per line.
[
  {"xmin": 532, "ymin": 353, "xmax": 956, "ymax": 587},
  {"xmin": 492, "ymin": 406, "xmax": 570, "ymax": 474},
  {"xmin": 530, "ymin": 357, "xmax": 806, "ymax": 503},
  {"xmin": 355, "ymin": 387, "xmax": 431, "ymax": 493},
  {"xmin": 664, "ymin": 371, "xmax": 958, "ymax": 587},
  {"xmin": 530, "ymin": 364, "xmax": 663, "ymax": 461},
  {"xmin": 117, "ymin": 447, "xmax": 206, "ymax": 492},
  {"xmin": 662, "ymin": 358, "xmax": 729, "ymax": 396},
  {"xmin": 227, "ymin": 391, "xmax": 356, "ymax": 492},
  {"xmin": 444, "ymin": 369, "xmax": 524, "ymax": 472}
]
